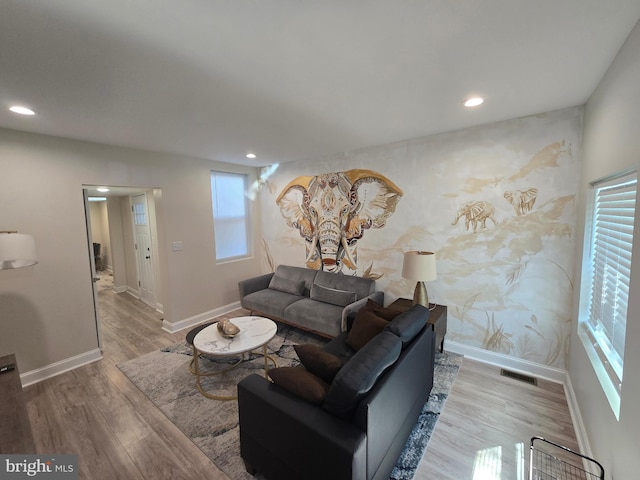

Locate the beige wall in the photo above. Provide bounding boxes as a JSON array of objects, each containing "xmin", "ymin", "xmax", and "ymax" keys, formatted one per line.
[
  {"xmin": 0, "ymin": 129, "xmax": 262, "ymax": 372},
  {"xmin": 261, "ymin": 107, "xmax": 583, "ymax": 370},
  {"xmin": 570, "ymin": 20, "xmax": 640, "ymax": 478}
]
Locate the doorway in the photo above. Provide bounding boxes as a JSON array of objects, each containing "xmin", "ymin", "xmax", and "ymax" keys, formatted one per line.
[
  {"xmin": 83, "ymin": 186, "xmax": 163, "ymax": 348},
  {"xmin": 130, "ymin": 193, "xmax": 157, "ymax": 308}
]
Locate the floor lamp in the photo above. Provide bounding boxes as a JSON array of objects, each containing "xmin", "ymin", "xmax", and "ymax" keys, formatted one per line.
[
  {"xmin": 402, "ymin": 250, "xmax": 437, "ymax": 309},
  {"xmin": 0, "ymin": 231, "xmax": 38, "ymax": 270}
]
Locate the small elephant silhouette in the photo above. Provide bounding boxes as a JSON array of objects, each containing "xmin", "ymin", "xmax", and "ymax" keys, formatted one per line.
[
  {"xmin": 452, "ymin": 200, "xmax": 497, "ymax": 232},
  {"xmin": 504, "ymin": 188, "xmax": 538, "ymax": 216}
]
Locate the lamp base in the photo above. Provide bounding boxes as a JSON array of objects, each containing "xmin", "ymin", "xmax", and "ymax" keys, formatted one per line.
[{"xmin": 412, "ymin": 281, "xmax": 429, "ymax": 308}]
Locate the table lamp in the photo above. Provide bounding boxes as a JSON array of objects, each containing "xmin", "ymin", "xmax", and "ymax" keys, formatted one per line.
[
  {"xmin": 402, "ymin": 250, "xmax": 437, "ymax": 308},
  {"xmin": 0, "ymin": 231, "xmax": 38, "ymax": 269}
]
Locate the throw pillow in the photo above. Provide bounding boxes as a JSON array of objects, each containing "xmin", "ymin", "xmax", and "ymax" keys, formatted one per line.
[
  {"xmin": 268, "ymin": 367, "xmax": 329, "ymax": 405},
  {"xmin": 268, "ymin": 274, "xmax": 305, "ymax": 296},
  {"xmin": 310, "ymin": 283, "xmax": 357, "ymax": 307},
  {"xmin": 294, "ymin": 344, "xmax": 343, "ymax": 383},
  {"xmin": 323, "ymin": 331, "xmax": 402, "ymax": 419},
  {"xmin": 362, "ymin": 298, "xmax": 403, "ymax": 321},
  {"xmin": 346, "ymin": 309, "xmax": 389, "ymax": 351}
]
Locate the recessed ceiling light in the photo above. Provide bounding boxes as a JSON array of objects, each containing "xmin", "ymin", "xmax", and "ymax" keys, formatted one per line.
[
  {"xmin": 97, "ymin": 187, "xmax": 110, "ymax": 193},
  {"xmin": 246, "ymin": 153, "xmax": 257, "ymax": 159},
  {"xmin": 464, "ymin": 97, "xmax": 484, "ymax": 108},
  {"xmin": 9, "ymin": 105, "xmax": 36, "ymax": 115}
]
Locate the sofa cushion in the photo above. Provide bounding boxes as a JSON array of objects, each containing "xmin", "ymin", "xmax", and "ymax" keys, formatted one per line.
[
  {"xmin": 269, "ymin": 274, "xmax": 305, "ymax": 296},
  {"xmin": 321, "ymin": 332, "xmax": 357, "ymax": 365},
  {"xmin": 362, "ymin": 299, "xmax": 403, "ymax": 321},
  {"xmin": 283, "ymin": 299, "xmax": 344, "ymax": 338},
  {"xmin": 272, "ymin": 264, "xmax": 319, "ymax": 297},
  {"xmin": 314, "ymin": 270, "xmax": 375, "ymax": 301},
  {"xmin": 323, "ymin": 331, "xmax": 402, "ymax": 419},
  {"xmin": 310, "ymin": 283, "xmax": 357, "ymax": 307},
  {"xmin": 268, "ymin": 367, "xmax": 329, "ymax": 405},
  {"xmin": 384, "ymin": 304, "xmax": 429, "ymax": 347},
  {"xmin": 294, "ymin": 344, "xmax": 343, "ymax": 383},
  {"xmin": 241, "ymin": 289, "xmax": 303, "ymax": 318},
  {"xmin": 346, "ymin": 309, "xmax": 388, "ymax": 351}
]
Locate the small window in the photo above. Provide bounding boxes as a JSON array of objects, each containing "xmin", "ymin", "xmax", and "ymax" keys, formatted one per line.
[
  {"xmin": 579, "ymin": 169, "xmax": 637, "ymax": 419},
  {"xmin": 211, "ymin": 171, "xmax": 250, "ymax": 261},
  {"xmin": 133, "ymin": 203, "xmax": 147, "ymax": 225}
]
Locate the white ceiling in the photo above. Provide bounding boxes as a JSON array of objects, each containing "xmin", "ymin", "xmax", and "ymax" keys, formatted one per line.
[{"xmin": 1, "ymin": 1, "xmax": 639, "ymax": 168}]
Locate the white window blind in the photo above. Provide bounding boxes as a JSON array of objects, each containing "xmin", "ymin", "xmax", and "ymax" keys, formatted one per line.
[
  {"xmin": 586, "ymin": 171, "xmax": 637, "ymax": 388},
  {"xmin": 211, "ymin": 171, "xmax": 249, "ymax": 260}
]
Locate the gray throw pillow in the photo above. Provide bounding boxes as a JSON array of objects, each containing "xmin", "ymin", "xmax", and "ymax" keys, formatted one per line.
[
  {"xmin": 268, "ymin": 274, "xmax": 305, "ymax": 296},
  {"xmin": 310, "ymin": 283, "xmax": 357, "ymax": 307}
]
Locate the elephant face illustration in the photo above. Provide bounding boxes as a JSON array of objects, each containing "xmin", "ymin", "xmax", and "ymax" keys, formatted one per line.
[
  {"xmin": 276, "ymin": 169, "xmax": 403, "ymax": 272},
  {"xmin": 504, "ymin": 188, "xmax": 538, "ymax": 215},
  {"xmin": 452, "ymin": 200, "xmax": 497, "ymax": 232}
]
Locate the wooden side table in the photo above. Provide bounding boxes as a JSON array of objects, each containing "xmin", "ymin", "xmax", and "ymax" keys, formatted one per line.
[{"xmin": 387, "ymin": 298, "xmax": 447, "ymax": 353}]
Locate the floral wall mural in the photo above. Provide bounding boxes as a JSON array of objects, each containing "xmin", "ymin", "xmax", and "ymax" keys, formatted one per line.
[{"xmin": 260, "ymin": 107, "xmax": 582, "ymax": 369}]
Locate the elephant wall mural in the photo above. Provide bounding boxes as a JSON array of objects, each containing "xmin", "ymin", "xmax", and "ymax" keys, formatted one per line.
[
  {"xmin": 452, "ymin": 200, "xmax": 498, "ymax": 232},
  {"xmin": 276, "ymin": 169, "xmax": 403, "ymax": 273},
  {"xmin": 504, "ymin": 187, "xmax": 538, "ymax": 215}
]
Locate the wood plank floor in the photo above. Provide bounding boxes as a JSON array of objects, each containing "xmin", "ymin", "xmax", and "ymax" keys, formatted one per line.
[{"xmin": 21, "ymin": 281, "xmax": 580, "ymax": 479}]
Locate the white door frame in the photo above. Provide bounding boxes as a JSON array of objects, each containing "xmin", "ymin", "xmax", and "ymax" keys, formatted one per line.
[{"xmin": 83, "ymin": 190, "xmax": 103, "ymax": 349}]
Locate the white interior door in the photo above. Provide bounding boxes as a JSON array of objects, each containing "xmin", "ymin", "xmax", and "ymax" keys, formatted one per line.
[{"xmin": 131, "ymin": 193, "xmax": 156, "ymax": 308}]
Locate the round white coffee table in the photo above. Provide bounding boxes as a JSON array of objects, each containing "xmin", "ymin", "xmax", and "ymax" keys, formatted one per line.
[{"xmin": 192, "ymin": 316, "xmax": 278, "ymax": 400}]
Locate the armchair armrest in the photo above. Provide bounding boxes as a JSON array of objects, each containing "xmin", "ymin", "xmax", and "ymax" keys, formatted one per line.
[
  {"xmin": 341, "ymin": 291, "xmax": 384, "ymax": 332},
  {"xmin": 238, "ymin": 272, "xmax": 274, "ymax": 299},
  {"xmin": 238, "ymin": 374, "xmax": 366, "ymax": 480}
]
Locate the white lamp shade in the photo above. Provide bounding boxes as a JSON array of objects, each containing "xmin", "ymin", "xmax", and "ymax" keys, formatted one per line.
[
  {"xmin": 0, "ymin": 233, "xmax": 38, "ymax": 269},
  {"xmin": 402, "ymin": 251, "xmax": 437, "ymax": 281}
]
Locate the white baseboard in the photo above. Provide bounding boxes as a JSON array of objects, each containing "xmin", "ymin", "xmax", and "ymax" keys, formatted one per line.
[
  {"xmin": 113, "ymin": 285, "xmax": 127, "ymax": 294},
  {"xmin": 20, "ymin": 348, "xmax": 103, "ymax": 387},
  {"xmin": 563, "ymin": 374, "xmax": 594, "ymax": 459},
  {"xmin": 126, "ymin": 286, "xmax": 140, "ymax": 298},
  {"xmin": 161, "ymin": 301, "xmax": 242, "ymax": 333},
  {"xmin": 446, "ymin": 340, "xmax": 567, "ymax": 384}
]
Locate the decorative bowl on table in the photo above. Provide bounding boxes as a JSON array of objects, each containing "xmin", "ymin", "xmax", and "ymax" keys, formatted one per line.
[{"xmin": 217, "ymin": 319, "xmax": 240, "ymax": 338}]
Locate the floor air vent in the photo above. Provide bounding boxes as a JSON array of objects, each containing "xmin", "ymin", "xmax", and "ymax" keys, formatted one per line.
[{"xmin": 500, "ymin": 369, "xmax": 538, "ymax": 385}]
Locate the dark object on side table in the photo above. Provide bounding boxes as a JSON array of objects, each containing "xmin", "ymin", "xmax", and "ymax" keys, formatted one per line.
[{"xmin": 238, "ymin": 304, "xmax": 435, "ymax": 480}]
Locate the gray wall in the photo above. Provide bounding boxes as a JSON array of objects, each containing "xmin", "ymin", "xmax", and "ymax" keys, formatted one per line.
[
  {"xmin": 570, "ymin": 20, "xmax": 640, "ymax": 478},
  {"xmin": 0, "ymin": 129, "xmax": 263, "ymax": 372}
]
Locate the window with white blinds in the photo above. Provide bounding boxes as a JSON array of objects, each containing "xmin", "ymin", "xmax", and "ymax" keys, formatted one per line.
[
  {"xmin": 584, "ymin": 171, "xmax": 637, "ymax": 396},
  {"xmin": 211, "ymin": 171, "xmax": 250, "ymax": 261}
]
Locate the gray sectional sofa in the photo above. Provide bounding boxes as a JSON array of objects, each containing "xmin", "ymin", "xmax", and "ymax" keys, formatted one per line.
[{"xmin": 238, "ymin": 265, "xmax": 383, "ymax": 338}]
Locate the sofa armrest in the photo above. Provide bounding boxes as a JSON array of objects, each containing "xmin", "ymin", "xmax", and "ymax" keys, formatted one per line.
[
  {"xmin": 238, "ymin": 374, "xmax": 366, "ymax": 480},
  {"xmin": 238, "ymin": 272, "xmax": 274, "ymax": 299},
  {"xmin": 341, "ymin": 291, "xmax": 384, "ymax": 332}
]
